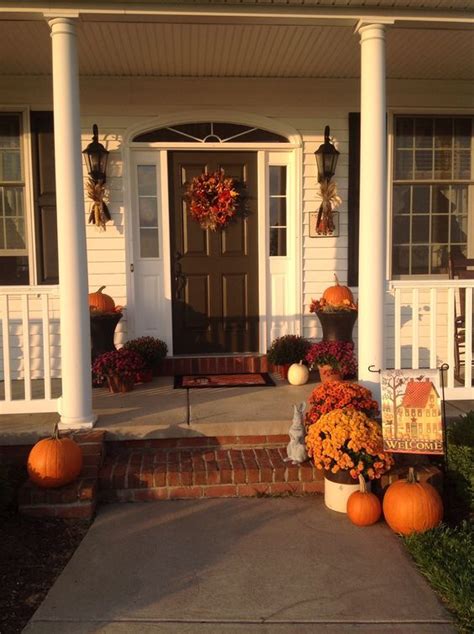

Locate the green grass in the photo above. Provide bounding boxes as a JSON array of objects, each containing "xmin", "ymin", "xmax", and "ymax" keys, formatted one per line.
[
  {"xmin": 402, "ymin": 411, "xmax": 474, "ymax": 633},
  {"xmin": 403, "ymin": 522, "xmax": 473, "ymax": 633}
]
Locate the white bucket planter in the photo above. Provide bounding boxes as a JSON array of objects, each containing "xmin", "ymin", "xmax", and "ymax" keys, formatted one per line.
[{"xmin": 324, "ymin": 472, "xmax": 371, "ymax": 513}]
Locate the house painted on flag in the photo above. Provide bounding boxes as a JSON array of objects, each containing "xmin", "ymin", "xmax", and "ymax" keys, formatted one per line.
[
  {"xmin": 397, "ymin": 379, "xmax": 442, "ymax": 441},
  {"xmin": 0, "ymin": 0, "xmax": 472, "ymax": 428}
]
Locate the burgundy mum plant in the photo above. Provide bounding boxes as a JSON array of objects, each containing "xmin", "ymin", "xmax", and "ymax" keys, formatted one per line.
[
  {"xmin": 92, "ymin": 348, "xmax": 145, "ymax": 385},
  {"xmin": 305, "ymin": 340, "xmax": 357, "ymax": 378}
]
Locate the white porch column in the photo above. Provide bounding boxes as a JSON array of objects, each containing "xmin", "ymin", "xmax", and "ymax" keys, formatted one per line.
[
  {"xmin": 48, "ymin": 17, "xmax": 96, "ymax": 429},
  {"xmin": 356, "ymin": 22, "xmax": 390, "ymax": 400}
]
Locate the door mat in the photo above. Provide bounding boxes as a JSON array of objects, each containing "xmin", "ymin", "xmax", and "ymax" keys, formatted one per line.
[{"xmin": 174, "ymin": 373, "xmax": 275, "ymax": 389}]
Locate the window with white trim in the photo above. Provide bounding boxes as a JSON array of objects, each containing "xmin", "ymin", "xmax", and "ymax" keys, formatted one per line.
[
  {"xmin": 0, "ymin": 113, "xmax": 29, "ymax": 284},
  {"xmin": 392, "ymin": 115, "xmax": 473, "ymax": 276}
]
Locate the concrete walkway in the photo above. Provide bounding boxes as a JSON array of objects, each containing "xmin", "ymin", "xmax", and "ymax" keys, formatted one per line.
[{"xmin": 25, "ymin": 498, "xmax": 454, "ymax": 633}]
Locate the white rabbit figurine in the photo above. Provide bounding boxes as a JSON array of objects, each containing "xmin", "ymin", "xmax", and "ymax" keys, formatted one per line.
[{"xmin": 285, "ymin": 402, "xmax": 308, "ymax": 465}]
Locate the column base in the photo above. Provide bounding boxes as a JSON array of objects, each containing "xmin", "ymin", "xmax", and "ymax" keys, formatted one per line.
[
  {"xmin": 357, "ymin": 379, "xmax": 381, "ymax": 405},
  {"xmin": 58, "ymin": 414, "xmax": 97, "ymax": 431}
]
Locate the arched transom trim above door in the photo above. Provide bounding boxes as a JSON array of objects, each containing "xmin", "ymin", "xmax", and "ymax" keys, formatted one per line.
[{"xmin": 133, "ymin": 122, "xmax": 289, "ymax": 144}]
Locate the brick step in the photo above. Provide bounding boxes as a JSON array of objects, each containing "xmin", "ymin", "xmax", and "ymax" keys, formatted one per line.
[
  {"xmin": 156, "ymin": 354, "xmax": 269, "ymax": 376},
  {"xmin": 99, "ymin": 446, "xmax": 323, "ymax": 502},
  {"xmin": 106, "ymin": 434, "xmax": 290, "ymax": 454}
]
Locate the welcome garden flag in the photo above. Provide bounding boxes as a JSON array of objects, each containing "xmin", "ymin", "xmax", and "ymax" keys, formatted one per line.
[{"xmin": 380, "ymin": 369, "xmax": 444, "ymax": 455}]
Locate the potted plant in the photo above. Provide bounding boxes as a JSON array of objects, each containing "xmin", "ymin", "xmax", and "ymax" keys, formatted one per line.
[
  {"xmin": 123, "ymin": 336, "xmax": 168, "ymax": 380},
  {"xmin": 305, "ymin": 340, "xmax": 356, "ymax": 383},
  {"xmin": 88, "ymin": 286, "xmax": 124, "ymax": 361},
  {"xmin": 267, "ymin": 335, "xmax": 310, "ymax": 380},
  {"xmin": 309, "ymin": 275, "xmax": 358, "ymax": 343},
  {"xmin": 305, "ymin": 381, "xmax": 379, "ymax": 429},
  {"xmin": 305, "ymin": 408, "xmax": 394, "ymax": 513},
  {"xmin": 92, "ymin": 348, "xmax": 145, "ymax": 393}
]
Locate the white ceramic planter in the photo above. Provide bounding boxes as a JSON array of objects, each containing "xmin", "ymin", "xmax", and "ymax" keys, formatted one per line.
[{"xmin": 324, "ymin": 475, "xmax": 371, "ymax": 513}]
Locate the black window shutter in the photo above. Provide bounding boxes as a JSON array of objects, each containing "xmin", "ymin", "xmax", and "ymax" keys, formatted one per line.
[
  {"xmin": 347, "ymin": 112, "xmax": 360, "ymax": 288},
  {"xmin": 30, "ymin": 111, "xmax": 58, "ymax": 284}
]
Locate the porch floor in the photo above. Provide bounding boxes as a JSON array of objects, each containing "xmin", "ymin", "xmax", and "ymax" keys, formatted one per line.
[{"xmin": 0, "ymin": 375, "xmax": 472, "ymax": 446}]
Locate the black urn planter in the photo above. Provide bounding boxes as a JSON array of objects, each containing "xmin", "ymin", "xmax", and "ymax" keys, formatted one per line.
[
  {"xmin": 90, "ymin": 312, "xmax": 123, "ymax": 361},
  {"xmin": 316, "ymin": 311, "xmax": 358, "ymax": 343}
]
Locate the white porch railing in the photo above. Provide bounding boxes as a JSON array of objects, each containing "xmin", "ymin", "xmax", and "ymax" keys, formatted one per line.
[
  {"xmin": 389, "ymin": 280, "xmax": 473, "ymax": 400},
  {"xmin": 0, "ymin": 286, "xmax": 61, "ymax": 414}
]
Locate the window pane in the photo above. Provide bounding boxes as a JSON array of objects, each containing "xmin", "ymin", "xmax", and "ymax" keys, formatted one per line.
[
  {"xmin": 395, "ymin": 150, "xmax": 413, "ymax": 179},
  {"xmin": 139, "ymin": 197, "xmax": 158, "ymax": 227},
  {"xmin": 137, "ymin": 165, "xmax": 157, "ymax": 196},
  {"xmin": 393, "ymin": 185, "xmax": 410, "ymax": 214},
  {"xmin": 412, "ymin": 186, "xmax": 430, "ymax": 214},
  {"xmin": 451, "ymin": 215, "xmax": 468, "ymax": 243},
  {"xmin": 434, "ymin": 150, "xmax": 452, "ymax": 179},
  {"xmin": 270, "ymin": 228, "xmax": 286, "ymax": 256},
  {"xmin": 431, "ymin": 245, "xmax": 449, "ymax": 274},
  {"xmin": 434, "ymin": 118, "xmax": 452, "ymax": 148},
  {"xmin": 453, "ymin": 150, "xmax": 471, "ymax": 179},
  {"xmin": 415, "ymin": 118, "xmax": 433, "ymax": 148},
  {"xmin": 5, "ymin": 218, "xmax": 25, "ymax": 249},
  {"xmin": 0, "ymin": 255, "xmax": 29, "ymax": 285},
  {"xmin": 393, "ymin": 216, "xmax": 409, "ymax": 244},
  {"xmin": 454, "ymin": 118, "xmax": 471, "ymax": 149},
  {"xmin": 0, "ymin": 114, "xmax": 20, "ymax": 148},
  {"xmin": 414, "ymin": 150, "xmax": 433, "ymax": 179},
  {"xmin": 395, "ymin": 118, "xmax": 414, "ymax": 149},
  {"xmin": 140, "ymin": 228, "xmax": 159, "ymax": 258},
  {"xmin": 270, "ymin": 198, "xmax": 286, "ymax": 226},
  {"xmin": 411, "ymin": 245, "xmax": 429, "ymax": 274},
  {"xmin": 432, "ymin": 215, "xmax": 449, "ymax": 242},
  {"xmin": 450, "ymin": 185, "xmax": 468, "ymax": 214},
  {"xmin": 412, "ymin": 216, "xmax": 430, "ymax": 243},
  {"xmin": 1, "ymin": 150, "xmax": 21, "ymax": 181},
  {"xmin": 269, "ymin": 166, "xmax": 286, "ymax": 196},
  {"xmin": 392, "ymin": 245, "xmax": 410, "ymax": 275},
  {"xmin": 432, "ymin": 186, "xmax": 452, "ymax": 213}
]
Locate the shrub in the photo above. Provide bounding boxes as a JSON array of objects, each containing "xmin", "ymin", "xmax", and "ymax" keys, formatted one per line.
[
  {"xmin": 267, "ymin": 335, "xmax": 310, "ymax": 365},
  {"xmin": 92, "ymin": 348, "xmax": 145, "ymax": 385},
  {"xmin": 123, "ymin": 337, "xmax": 168, "ymax": 368},
  {"xmin": 305, "ymin": 340, "xmax": 357, "ymax": 378},
  {"xmin": 446, "ymin": 411, "xmax": 474, "ymax": 520}
]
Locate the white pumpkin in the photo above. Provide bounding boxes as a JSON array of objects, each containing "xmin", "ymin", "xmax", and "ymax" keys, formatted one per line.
[{"xmin": 287, "ymin": 360, "xmax": 309, "ymax": 386}]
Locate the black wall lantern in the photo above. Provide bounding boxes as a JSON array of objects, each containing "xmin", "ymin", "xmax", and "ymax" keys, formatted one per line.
[
  {"xmin": 314, "ymin": 125, "xmax": 339, "ymax": 182},
  {"xmin": 313, "ymin": 126, "xmax": 341, "ymax": 236},
  {"xmin": 83, "ymin": 124, "xmax": 109, "ymax": 183}
]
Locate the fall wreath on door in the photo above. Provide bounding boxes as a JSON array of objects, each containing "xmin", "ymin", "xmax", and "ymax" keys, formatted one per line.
[{"xmin": 185, "ymin": 170, "xmax": 239, "ymax": 231}]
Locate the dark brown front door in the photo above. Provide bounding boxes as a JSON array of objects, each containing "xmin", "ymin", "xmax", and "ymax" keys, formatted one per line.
[{"xmin": 169, "ymin": 151, "xmax": 259, "ymax": 354}]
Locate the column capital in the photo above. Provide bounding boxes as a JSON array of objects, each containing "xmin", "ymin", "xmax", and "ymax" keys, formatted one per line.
[{"xmin": 355, "ymin": 19, "xmax": 395, "ymax": 38}]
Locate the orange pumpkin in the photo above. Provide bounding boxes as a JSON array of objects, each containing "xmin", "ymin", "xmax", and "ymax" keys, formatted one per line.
[
  {"xmin": 382, "ymin": 467, "xmax": 443, "ymax": 535},
  {"xmin": 27, "ymin": 425, "xmax": 83, "ymax": 488},
  {"xmin": 88, "ymin": 285, "xmax": 115, "ymax": 313},
  {"xmin": 322, "ymin": 274, "xmax": 354, "ymax": 306},
  {"xmin": 347, "ymin": 475, "xmax": 382, "ymax": 526}
]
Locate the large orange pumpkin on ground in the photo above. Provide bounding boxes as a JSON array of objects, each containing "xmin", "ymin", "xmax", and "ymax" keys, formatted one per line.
[
  {"xmin": 347, "ymin": 475, "xmax": 382, "ymax": 526},
  {"xmin": 27, "ymin": 425, "xmax": 83, "ymax": 488},
  {"xmin": 322, "ymin": 274, "xmax": 354, "ymax": 306},
  {"xmin": 382, "ymin": 467, "xmax": 443, "ymax": 535},
  {"xmin": 88, "ymin": 286, "xmax": 115, "ymax": 312}
]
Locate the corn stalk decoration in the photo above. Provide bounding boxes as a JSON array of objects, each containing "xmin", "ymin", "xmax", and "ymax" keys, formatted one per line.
[
  {"xmin": 316, "ymin": 179, "xmax": 341, "ymax": 236},
  {"xmin": 86, "ymin": 177, "xmax": 111, "ymax": 230}
]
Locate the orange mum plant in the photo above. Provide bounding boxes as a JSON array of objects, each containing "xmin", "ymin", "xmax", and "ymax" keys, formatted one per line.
[
  {"xmin": 306, "ymin": 408, "xmax": 394, "ymax": 480},
  {"xmin": 306, "ymin": 381, "xmax": 379, "ymax": 428}
]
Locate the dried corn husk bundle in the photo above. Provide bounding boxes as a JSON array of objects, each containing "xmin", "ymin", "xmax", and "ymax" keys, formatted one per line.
[
  {"xmin": 316, "ymin": 179, "xmax": 341, "ymax": 236},
  {"xmin": 86, "ymin": 177, "xmax": 111, "ymax": 230}
]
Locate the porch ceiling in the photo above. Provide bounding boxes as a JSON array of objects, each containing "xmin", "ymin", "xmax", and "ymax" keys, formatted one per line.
[{"xmin": 0, "ymin": 19, "xmax": 472, "ymax": 80}]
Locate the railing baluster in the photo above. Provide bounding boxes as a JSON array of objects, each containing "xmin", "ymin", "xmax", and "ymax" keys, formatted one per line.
[
  {"xmin": 394, "ymin": 287, "xmax": 401, "ymax": 368},
  {"xmin": 412, "ymin": 288, "xmax": 419, "ymax": 370},
  {"xmin": 447, "ymin": 287, "xmax": 455, "ymax": 389},
  {"xmin": 430, "ymin": 288, "xmax": 437, "ymax": 368},
  {"xmin": 42, "ymin": 293, "xmax": 52, "ymax": 400},
  {"xmin": 1, "ymin": 294, "xmax": 12, "ymax": 402},
  {"xmin": 465, "ymin": 285, "xmax": 472, "ymax": 389},
  {"xmin": 22, "ymin": 294, "xmax": 32, "ymax": 401}
]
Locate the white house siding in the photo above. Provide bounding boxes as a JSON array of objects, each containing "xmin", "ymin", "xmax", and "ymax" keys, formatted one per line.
[{"xmin": 1, "ymin": 76, "xmax": 473, "ymax": 376}]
